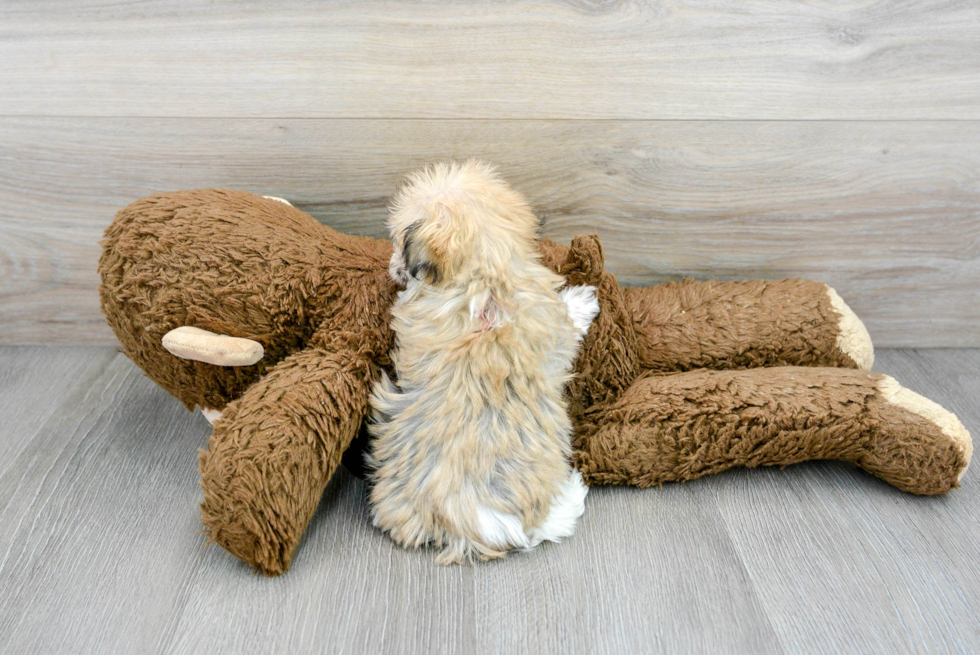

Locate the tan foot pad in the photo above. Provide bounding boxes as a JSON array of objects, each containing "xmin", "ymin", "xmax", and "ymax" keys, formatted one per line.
[
  {"xmin": 827, "ymin": 286, "xmax": 874, "ymax": 370},
  {"xmin": 162, "ymin": 326, "xmax": 264, "ymax": 367},
  {"xmin": 879, "ymin": 375, "xmax": 973, "ymax": 482}
]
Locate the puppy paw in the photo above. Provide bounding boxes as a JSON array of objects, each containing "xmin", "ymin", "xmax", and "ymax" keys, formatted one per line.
[
  {"xmin": 559, "ymin": 285, "xmax": 600, "ymax": 338},
  {"xmin": 527, "ymin": 469, "xmax": 588, "ymax": 547},
  {"xmin": 476, "ymin": 506, "xmax": 531, "ymax": 551}
]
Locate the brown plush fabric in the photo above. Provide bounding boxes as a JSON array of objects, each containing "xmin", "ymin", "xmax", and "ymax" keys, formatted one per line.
[
  {"xmin": 540, "ymin": 235, "xmax": 640, "ymax": 417},
  {"xmin": 624, "ymin": 278, "xmax": 858, "ymax": 372},
  {"xmin": 199, "ymin": 344, "xmax": 380, "ymax": 575},
  {"xmin": 574, "ymin": 367, "xmax": 967, "ymax": 495},
  {"xmin": 98, "ymin": 189, "xmax": 971, "ymax": 575},
  {"xmin": 99, "ymin": 190, "xmax": 398, "ymax": 412}
]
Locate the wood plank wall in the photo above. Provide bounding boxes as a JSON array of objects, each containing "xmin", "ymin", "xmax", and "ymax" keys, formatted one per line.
[{"xmin": 1, "ymin": 1, "xmax": 978, "ymax": 346}]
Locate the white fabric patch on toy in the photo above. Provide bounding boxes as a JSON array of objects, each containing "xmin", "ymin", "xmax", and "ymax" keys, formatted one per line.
[{"xmin": 200, "ymin": 408, "xmax": 224, "ymax": 425}]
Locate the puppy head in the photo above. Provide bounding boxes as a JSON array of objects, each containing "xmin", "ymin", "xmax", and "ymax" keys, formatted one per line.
[{"xmin": 387, "ymin": 160, "xmax": 541, "ymax": 288}]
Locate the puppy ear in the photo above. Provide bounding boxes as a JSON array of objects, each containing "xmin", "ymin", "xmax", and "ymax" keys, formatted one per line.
[{"xmin": 402, "ymin": 221, "xmax": 440, "ymax": 284}]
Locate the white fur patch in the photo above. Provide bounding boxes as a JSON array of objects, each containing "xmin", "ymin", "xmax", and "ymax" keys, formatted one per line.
[
  {"xmin": 262, "ymin": 195, "xmax": 293, "ymax": 206},
  {"xmin": 477, "ymin": 506, "xmax": 531, "ymax": 550},
  {"xmin": 559, "ymin": 285, "xmax": 600, "ymax": 339},
  {"xmin": 528, "ymin": 469, "xmax": 589, "ymax": 546},
  {"xmin": 476, "ymin": 469, "xmax": 589, "ymax": 552}
]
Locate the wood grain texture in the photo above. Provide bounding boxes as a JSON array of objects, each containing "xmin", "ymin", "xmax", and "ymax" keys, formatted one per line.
[
  {"xmin": 1, "ymin": 0, "xmax": 979, "ymax": 119},
  {"xmin": 1, "ymin": 117, "xmax": 977, "ymax": 346},
  {"xmin": 0, "ymin": 351, "xmax": 209, "ymax": 654},
  {"xmin": 714, "ymin": 348, "xmax": 980, "ymax": 655},
  {"xmin": 0, "ymin": 346, "xmax": 111, "ymax": 478},
  {"xmin": 0, "ymin": 346, "xmax": 977, "ymax": 654}
]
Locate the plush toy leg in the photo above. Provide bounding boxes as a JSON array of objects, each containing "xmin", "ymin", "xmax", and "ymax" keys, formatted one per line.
[
  {"xmin": 575, "ymin": 367, "xmax": 971, "ymax": 495},
  {"xmin": 622, "ymin": 279, "xmax": 873, "ymax": 373},
  {"xmin": 199, "ymin": 345, "xmax": 376, "ymax": 575}
]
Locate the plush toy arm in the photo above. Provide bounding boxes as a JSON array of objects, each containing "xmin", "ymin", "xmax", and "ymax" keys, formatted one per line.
[
  {"xmin": 622, "ymin": 278, "xmax": 874, "ymax": 373},
  {"xmin": 574, "ymin": 367, "xmax": 971, "ymax": 495},
  {"xmin": 198, "ymin": 339, "xmax": 378, "ymax": 575}
]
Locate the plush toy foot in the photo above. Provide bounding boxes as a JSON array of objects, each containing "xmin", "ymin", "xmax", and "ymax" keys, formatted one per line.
[
  {"xmin": 826, "ymin": 286, "xmax": 874, "ymax": 370},
  {"xmin": 867, "ymin": 375, "xmax": 972, "ymax": 490},
  {"xmin": 575, "ymin": 367, "xmax": 971, "ymax": 495}
]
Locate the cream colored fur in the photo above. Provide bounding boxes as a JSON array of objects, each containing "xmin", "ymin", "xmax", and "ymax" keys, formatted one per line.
[
  {"xmin": 826, "ymin": 286, "xmax": 874, "ymax": 370},
  {"xmin": 878, "ymin": 376, "xmax": 972, "ymax": 481},
  {"xmin": 368, "ymin": 161, "xmax": 596, "ymax": 564},
  {"xmin": 559, "ymin": 285, "xmax": 600, "ymax": 340}
]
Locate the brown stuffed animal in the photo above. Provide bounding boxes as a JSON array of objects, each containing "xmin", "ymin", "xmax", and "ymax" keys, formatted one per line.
[{"xmin": 98, "ymin": 188, "xmax": 972, "ymax": 575}]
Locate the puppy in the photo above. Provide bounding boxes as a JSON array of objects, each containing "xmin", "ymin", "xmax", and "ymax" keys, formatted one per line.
[{"xmin": 367, "ymin": 160, "xmax": 599, "ymax": 564}]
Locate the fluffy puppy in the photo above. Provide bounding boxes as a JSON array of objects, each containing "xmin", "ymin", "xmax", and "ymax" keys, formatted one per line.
[{"xmin": 368, "ymin": 160, "xmax": 599, "ymax": 564}]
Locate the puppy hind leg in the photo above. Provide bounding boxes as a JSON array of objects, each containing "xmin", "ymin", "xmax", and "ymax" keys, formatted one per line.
[
  {"xmin": 200, "ymin": 407, "xmax": 223, "ymax": 425},
  {"xmin": 476, "ymin": 505, "xmax": 530, "ymax": 551},
  {"xmin": 527, "ymin": 469, "xmax": 588, "ymax": 547},
  {"xmin": 430, "ymin": 512, "xmax": 516, "ymax": 565}
]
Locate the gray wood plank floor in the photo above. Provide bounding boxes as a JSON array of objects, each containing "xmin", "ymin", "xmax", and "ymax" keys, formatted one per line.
[{"xmin": 0, "ymin": 347, "xmax": 978, "ymax": 654}]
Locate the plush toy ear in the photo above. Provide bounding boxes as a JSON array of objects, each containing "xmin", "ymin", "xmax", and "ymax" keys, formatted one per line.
[{"xmin": 561, "ymin": 234, "xmax": 606, "ymax": 288}]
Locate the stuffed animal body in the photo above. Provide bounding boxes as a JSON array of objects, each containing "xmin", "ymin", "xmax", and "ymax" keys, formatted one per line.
[{"xmin": 98, "ymin": 178, "xmax": 973, "ymax": 575}]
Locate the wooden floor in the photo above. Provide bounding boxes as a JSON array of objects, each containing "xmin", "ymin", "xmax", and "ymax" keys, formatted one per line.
[{"xmin": 0, "ymin": 346, "xmax": 976, "ymax": 654}]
